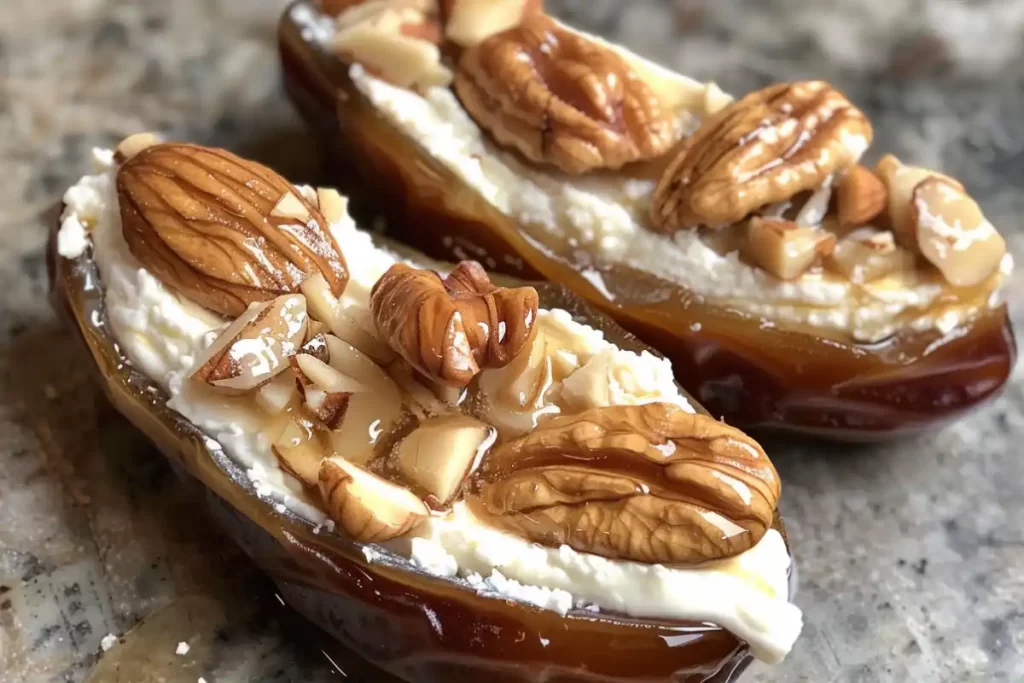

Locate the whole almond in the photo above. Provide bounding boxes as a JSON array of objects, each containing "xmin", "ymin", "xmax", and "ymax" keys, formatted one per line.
[
  {"xmin": 117, "ymin": 143, "xmax": 349, "ymax": 317},
  {"xmin": 836, "ymin": 164, "xmax": 887, "ymax": 228}
]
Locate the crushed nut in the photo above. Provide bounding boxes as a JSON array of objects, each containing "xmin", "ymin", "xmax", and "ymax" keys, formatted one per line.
[
  {"xmin": 469, "ymin": 403, "xmax": 780, "ymax": 564},
  {"xmin": 440, "ymin": 0, "xmax": 542, "ymax": 47},
  {"xmin": 396, "ymin": 415, "xmax": 495, "ymax": 506},
  {"xmin": 650, "ymin": 81, "xmax": 872, "ymax": 231},
  {"xmin": 333, "ymin": 0, "xmax": 452, "ymax": 90},
  {"xmin": 114, "ymin": 132, "xmax": 164, "ymax": 164},
  {"xmin": 191, "ymin": 294, "xmax": 308, "ymax": 393},
  {"xmin": 828, "ymin": 228, "xmax": 916, "ymax": 284},
  {"xmin": 747, "ymin": 217, "xmax": 837, "ymax": 280},
  {"xmin": 319, "ymin": 457, "xmax": 429, "ymax": 542},
  {"xmin": 117, "ymin": 143, "xmax": 349, "ymax": 317},
  {"xmin": 911, "ymin": 177, "xmax": 1007, "ymax": 287},
  {"xmin": 370, "ymin": 261, "xmax": 538, "ymax": 387},
  {"xmin": 455, "ymin": 14, "xmax": 676, "ymax": 174}
]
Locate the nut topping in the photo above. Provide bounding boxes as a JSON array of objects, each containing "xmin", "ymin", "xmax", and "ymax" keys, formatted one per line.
[
  {"xmin": 470, "ymin": 403, "xmax": 780, "ymax": 564},
  {"xmin": 323, "ymin": 335, "xmax": 404, "ymax": 466},
  {"xmin": 911, "ymin": 177, "xmax": 1007, "ymax": 287},
  {"xmin": 291, "ymin": 353, "xmax": 367, "ymax": 428},
  {"xmin": 441, "ymin": 0, "xmax": 542, "ymax": 48},
  {"xmin": 117, "ymin": 143, "xmax": 349, "ymax": 317},
  {"xmin": 828, "ymin": 228, "xmax": 916, "ymax": 284},
  {"xmin": 835, "ymin": 164, "xmax": 888, "ymax": 228},
  {"xmin": 874, "ymin": 154, "xmax": 963, "ymax": 249},
  {"xmin": 650, "ymin": 81, "xmax": 872, "ymax": 232},
  {"xmin": 319, "ymin": 457, "xmax": 429, "ymax": 542},
  {"xmin": 114, "ymin": 132, "xmax": 163, "ymax": 164},
  {"xmin": 876, "ymin": 154, "xmax": 1006, "ymax": 287},
  {"xmin": 396, "ymin": 415, "xmax": 496, "ymax": 506},
  {"xmin": 455, "ymin": 14, "xmax": 676, "ymax": 174},
  {"xmin": 191, "ymin": 294, "xmax": 308, "ymax": 393},
  {"xmin": 333, "ymin": 0, "xmax": 452, "ymax": 90},
  {"xmin": 747, "ymin": 217, "xmax": 837, "ymax": 281},
  {"xmin": 371, "ymin": 261, "xmax": 539, "ymax": 387}
]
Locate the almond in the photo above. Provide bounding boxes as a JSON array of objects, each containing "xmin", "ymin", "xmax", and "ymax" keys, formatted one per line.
[
  {"xmin": 319, "ymin": 457, "xmax": 429, "ymax": 542},
  {"xmin": 117, "ymin": 143, "xmax": 349, "ymax": 317},
  {"xmin": 911, "ymin": 177, "xmax": 1007, "ymax": 287},
  {"xmin": 191, "ymin": 294, "xmax": 308, "ymax": 394},
  {"xmin": 441, "ymin": 0, "xmax": 542, "ymax": 48},
  {"xmin": 747, "ymin": 217, "xmax": 837, "ymax": 281},
  {"xmin": 835, "ymin": 165, "xmax": 887, "ymax": 228}
]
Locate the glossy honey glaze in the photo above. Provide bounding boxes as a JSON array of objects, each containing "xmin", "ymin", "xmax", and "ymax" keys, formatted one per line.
[
  {"xmin": 278, "ymin": 1, "xmax": 1016, "ymax": 439},
  {"xmin": 49, "ymin": 203, "xmax": 793, "ymax": 681}
]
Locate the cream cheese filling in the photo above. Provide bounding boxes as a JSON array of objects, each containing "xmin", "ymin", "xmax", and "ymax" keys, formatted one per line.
[
  {"xmin": 59, "ymin": 150, "xmax": 802, "ymax": 663},
  {"xmin": 332, "ymin": 28, "xmax": 1012, "ymax": 343}
]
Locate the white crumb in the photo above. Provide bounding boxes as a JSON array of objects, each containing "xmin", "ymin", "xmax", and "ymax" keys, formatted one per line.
[
  {"xmin": 175, "ymin": 641, "xmax": 191, "ymax": 655},
  {"xmin": 100, "ymin": 633, "xmax": 118, "ymax": 651}
]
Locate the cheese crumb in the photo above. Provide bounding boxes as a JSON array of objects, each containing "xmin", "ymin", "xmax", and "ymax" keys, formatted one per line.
[
  {"xmin": 100, "ymin": 634, "xmax": 118, "ymax": 651},
  {"xmin": 176, "ymin": 641, "xmax": 191, "ymax": 655}
]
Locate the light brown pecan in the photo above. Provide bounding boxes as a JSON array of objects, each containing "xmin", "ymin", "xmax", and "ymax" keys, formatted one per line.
[
  {"xmin": 455, "ymin": 14, "xmax": 676, "ymax": 174},
  {"xmin": 117, "ymin": 143, "xmax": 349, "ymax": 317},
  {"xmin": 650, "ymin": 80, "xmax": 872, "ymax": 232},
  {"xmin": 370, "ymin": 261, "xmax": 538, "ymax": 387},
  {"xmin": 469, "ymin": 403, "xmax": 780, "ymax": 564}
]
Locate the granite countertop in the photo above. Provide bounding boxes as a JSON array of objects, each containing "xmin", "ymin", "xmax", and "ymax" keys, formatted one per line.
[{"xmin": 2, "ymin": 1, "xmax": 1022, "ymax": 681}]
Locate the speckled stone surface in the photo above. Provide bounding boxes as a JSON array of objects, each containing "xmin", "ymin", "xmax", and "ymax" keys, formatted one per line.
[{"xmin": 1, "ymin": 1, "xmax": 1022, "ymax": 682}]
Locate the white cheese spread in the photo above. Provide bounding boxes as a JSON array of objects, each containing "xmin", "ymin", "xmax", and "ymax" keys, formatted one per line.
[{"xmin": 59, "ymin": 151, "xmax": 802, "ymax": 663}]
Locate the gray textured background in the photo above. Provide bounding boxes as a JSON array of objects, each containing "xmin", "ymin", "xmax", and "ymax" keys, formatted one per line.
[{"xmin": 1, "ymin": 1, "xmax": 1022, "ymax": 681}]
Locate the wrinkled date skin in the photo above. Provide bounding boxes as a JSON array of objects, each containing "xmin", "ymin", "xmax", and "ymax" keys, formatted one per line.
[
  {"xmin": 48, "ymin": 199, "xmax": 792, "ymax": 681},
  {"xmin": 278, "ymin": 2, "xmax": 1015, "ymax": 440}
]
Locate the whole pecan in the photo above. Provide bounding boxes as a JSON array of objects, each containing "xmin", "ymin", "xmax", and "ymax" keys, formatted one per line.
[
  {"xmin": 455, "ymin": 14, "xmax": 675, "ymax": 174},
  {"xmin": 117, "ymin": 143, "xmax": 349, "ymax": 317},
  {"xmin": 650, "ymin": 80, "xmax": 872, "ymax": 232},
  {"xmin": 370, "ymin": 260, "xmax": 538, "ymax": 387},
  {"xmin": 469, "ymin": 403, "xmax": 780, "ymax": 564}
]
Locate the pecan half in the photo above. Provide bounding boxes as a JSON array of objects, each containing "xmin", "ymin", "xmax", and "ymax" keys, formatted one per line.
[
  {"xmin": 469, "ymin": 403, "xmax": 780, "ymax": 564},
  {"xmin": 455, "ymin": 14, "xmax": 676, "ymax": 174},
  {"xmin": 117, "ymin": 143, "xmax": 349, "ymax": 317},
  {"xmin": 650, "ymin": 81, "xmax": 872, "ymax": 232},
  {"xmin": 370, "ymin": 261, "xmax": 539, "ymax": 387}
]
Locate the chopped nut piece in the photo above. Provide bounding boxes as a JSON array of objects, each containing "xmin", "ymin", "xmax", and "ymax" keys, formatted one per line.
[
  {"xmin": 440, "ymin": 0, "xmax": 542, "ymax": 48},
  {"xmin": 319, "ymin": 457, "xmax": 429, "ymax": 542},
  {"xmin": 117, "ymin": 143, "xmax": 349, "ymax": 317},
  {"xmin": 272, "ymin": 415, "xmax": 325, "ymax": 486},
  {"xmin": 322, "ymin": 335, "xmax": 405, "ymax": 466},
  {"xmin": 333, "ymin": 0, "xmax": 452, "ymax": 90},
  {"xmin": 291, "ymin": 353, "xmax": 366, "ymax": 428},
  {"xmin": 396, "ymin": 415, "xmax": 495, "ymax": 505},
  {"xmin": 316, "ymin": 188, "xmax": 348, "ymax": 225},
  {"xmin": 191, "ymin": 294, "xmax": 308, "ymax": 394},
  {"xmin": 455, "ymin": 14, "xmax": 676, "ymax": 174},
  {"xmin": 835, "ymin": 165, "xmax": 887, "ymax": 228},
  {"xmin": 747, "ymin": 217, "xmax": 836, "ymax": 281},
  {"xmin": 255, "ymin": 372, "xmax": 300, "ymax": 415},
  {"xmin": 477, "ymin": 322, "xmax": 581, "ymax": 434},
  {"xmin": 911, "ymin": 177, "xmax": 1007, "ymax": 287},
  {"xmin": 371, "ymin": 261, "xmax": 539, "ymax": 387},
  {"xmin": 271, "ymin": 191, "xmax": 312, "ymax": 222},
  {"xmin": 874, "ymin": 154, "xmax": 963, "ymax": 249},
  {"xmin": 300, "ymin": 273, "xmax": 397, "ymax": 365},
  {"xmin": 114, "ymin": 132, "xmax": 163, "ymax": 164},
  {"xmin": 470, "ymin": 403, "xmax": 780, "ymax": 564},
  {"xmin": 651, "ymin": 81, "xmax": 872, "ymax": 232},
  {"xmin": 828, "ymin": 228, "xmax": 916, "ymax": 284}
]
